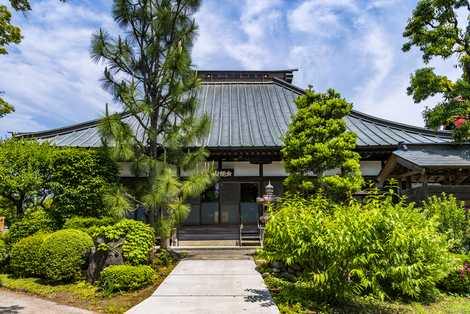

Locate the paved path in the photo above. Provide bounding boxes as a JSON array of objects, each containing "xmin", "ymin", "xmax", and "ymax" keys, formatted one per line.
[
  {"xmin": 0, "ymin": 289, "xmax": 95, "ymax": 314},
  {"xmin": 126, "ymin": 258, "xmax": 280, "ymax": 314}
]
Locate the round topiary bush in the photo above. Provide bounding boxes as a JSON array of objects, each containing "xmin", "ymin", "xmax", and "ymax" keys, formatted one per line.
[
  {"xmin": 40, "ymin": 229, "xmax": 94, "ymax": 282},
  {"xmin": 10, "ymin": 233, "xmax": 49, "ymax": 277},
  {"xmin": 99, "ymin": 265, "xmax": 155, "ymax": 293}
]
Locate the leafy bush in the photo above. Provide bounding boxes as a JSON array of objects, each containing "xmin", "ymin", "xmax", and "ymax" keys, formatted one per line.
[
  {"xmin": 10, "ymin": 233, "xmax": 49, "ymax": 277},
  {"xmin": 92, "ymin": 219, "xmax": 155, "ymax": 265},
  {"xmin": 438, "ymin": 259, "xmax": 470, "ymax": 295},
  {"xmin": 46, "ymin": 148, "xmax": 118, "ymax": 225},
  {"xmin": 8, "ymin": 209, "xmax": 55, "ymax": 243},
  {"xmin": 40, "ymin": 229, "xmax": 94, "ymax": 282},
  {"xmin": 153, "ymin": 249, "xmax": 176, "ymax": 267},
  {"xmin": 422, "ymin": 194, "xmax": 470, "ymax": 254},
  {"xmin": 262, "ymin": 193, "xmax": 452, "ymax": 302},
  {"xmin": 63, "ymin": 217, "xmax": 115, "ymax": 235},
  {"xmin": 0, "ymin": 139, "xmax": 118, "ymax": 226},
  {"xmin": 0, "ymin": 237, "xmax": 7, "ymax": 265},
  {"xmin": 99, "ymin": 264, "xmax": 154, "ymax": 293}
]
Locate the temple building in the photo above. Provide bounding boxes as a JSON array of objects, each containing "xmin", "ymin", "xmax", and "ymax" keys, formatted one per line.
[{"xmin": 18, "ymin": 70, "xmax": 470, "ymax": 233}]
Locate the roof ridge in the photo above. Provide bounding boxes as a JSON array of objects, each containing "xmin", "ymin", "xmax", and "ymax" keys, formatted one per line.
[{"xmin": 271, "ymin": 77, "xmax": 304, "ymax": 95}]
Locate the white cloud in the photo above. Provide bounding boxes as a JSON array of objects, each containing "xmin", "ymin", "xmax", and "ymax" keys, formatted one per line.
[
  {"xmin": 366, "ymin": 0, "xmax": 400, "ymax": 9},
  {"xmin": 1, "ymin": 0, "xmax": 465, "ymax": 134},
  {"xmin": 287, "ymin": 0, "xmax": 357, "ymax": 36},
  {"xmin": 0, "ymin": 0, "xmax": 115, "ymax": 135},
  {"xmin": 193, "ymin": 0, "xmax": 285, "ymax": 69}
]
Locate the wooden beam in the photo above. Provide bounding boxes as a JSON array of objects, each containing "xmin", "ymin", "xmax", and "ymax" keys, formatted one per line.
[
  {"xmin": 456, "ymin": 176, "xmax": 469, "ymax": 185},
  {"xmin": 396, "ymin": 170, "xmax": 422, "ymax": 179},
  {"xmin": 377, "ymin": 155, "xmax": 398, "ymax": 185}
]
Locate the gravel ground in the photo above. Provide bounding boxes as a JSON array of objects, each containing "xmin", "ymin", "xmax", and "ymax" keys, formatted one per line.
[{"xmin": 0, "ymin": 288, "xmax": 95, "ymax": 314}]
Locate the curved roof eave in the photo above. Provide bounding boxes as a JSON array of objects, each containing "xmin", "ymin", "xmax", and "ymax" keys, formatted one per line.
[{"xmin": 15, "ymin": 79, "xmax": 453, "ymax": 148}]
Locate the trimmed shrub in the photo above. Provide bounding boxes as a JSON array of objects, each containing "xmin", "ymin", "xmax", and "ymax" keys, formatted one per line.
[
  {"xmin": 422, "ymin": 193, "xmax": 470, "ymax": 254},
  {"xmin": 100, "ymin": 265, "xmax": 154, "ymax": 293},
  {"xmin": 438, "ymin": 260, "xmax": 470, "ymax": 295},
  {"xmin": 262, "ymin": 193, "xmax": 452, "ymax": 302},
  {"xmin": 40, "ymin": 229, "xmax": 94, "ymax": 282},
  {"xmin": 47, "ymin": 148, "xmax": 118, "ymax": 225},
  {"xmin": 8, "ymin": 209, "xmax": 55, "ymax": 243},
  {"xmin": 92, "ymin": 219, "xmax": 155, "ymax": 265},
  {"xmin": 63, "ymin": 217, "xmax": 115, "ymax": 235},
  {"xmin": 10, "ymin": 233, "xmax": 49, "ymax": 277}
]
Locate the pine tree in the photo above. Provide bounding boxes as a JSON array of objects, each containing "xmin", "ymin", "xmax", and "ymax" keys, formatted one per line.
[
  {"xmin": 403, "ymin": 0, "xmax": 470, "ymax": 142},
  {"xmin": 91, "ymin": 0, "xmax": 214, "ymax": 244},
  {"xmin": 282, "ymin": 87, "xmax": 363, "ymax": 201}
]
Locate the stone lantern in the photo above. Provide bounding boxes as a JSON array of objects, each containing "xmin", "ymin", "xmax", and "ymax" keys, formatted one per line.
[
  {"xmin": 256, "ymin": 181, "xmax": 279, "ymax": 225},
  {"xmin": 255, "ymin": 181, "xmax": 280, "ymax": 247}
]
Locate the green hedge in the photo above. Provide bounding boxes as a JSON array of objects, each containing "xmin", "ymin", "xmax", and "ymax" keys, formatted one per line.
[
  {"xmin": 99, "ymin": 265, "xmax": 154, "ymax": 293},
  {"xmin": 7, "ymin": 209, "xmax": 55, "ymax": 243},
  {"xmin": 40, "ymin": 229, "xmax": 94, "ymax": 282},
  {"xmin": 92, "ymin": 219, "xmax": 155, "ymax": 265},
  {"xmin": 10, "ymin": 233, "xmax": 49, "ymax": 277}
]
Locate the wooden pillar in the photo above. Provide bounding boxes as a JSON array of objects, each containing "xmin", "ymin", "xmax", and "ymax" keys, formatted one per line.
[
  {"xmin": 406, "ymin": 176, "xmax": 412, "ymax": 191},
  {"xmin": 217, "ymin": 159, "xmax": 222, "ymax": 224},
  {"xmin": 421, "ymin": 169, "xmax": 428, "ymax": 199}
]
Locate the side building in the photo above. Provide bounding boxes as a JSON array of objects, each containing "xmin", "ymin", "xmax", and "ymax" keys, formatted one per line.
[{"xmin": 17, "ymin": 70, "xmax": 470, "ymax": 228}]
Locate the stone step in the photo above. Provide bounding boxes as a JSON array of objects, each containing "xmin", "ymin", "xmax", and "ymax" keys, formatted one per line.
[
  {"xmin": 240, "ymin": 240, "xmax": 261, "ymax": 247},
  {"xmin": 242, "ymin": 234, "xmax": 259, "ymax": 240},
  {"xmin": 178, "ymin": 234, "xmax": 240, "ymax": 241},
  {"xmin": 178, "ymin": 240, "xmax": 239, "ymax": 247}
]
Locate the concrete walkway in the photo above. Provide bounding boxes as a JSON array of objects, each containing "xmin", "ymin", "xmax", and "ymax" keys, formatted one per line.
[
  {"xmin": 0, "ymin": 289, "xmax": 95, "ymax": 314},
  {"xmin": 127, "ymin": 258, "xmax": 280, "ymax": 314}
]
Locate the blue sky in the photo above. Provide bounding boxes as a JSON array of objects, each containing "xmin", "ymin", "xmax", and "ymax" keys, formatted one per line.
[{"xmin": 0, "ymin": 0, "xmax": 460, "ymax": 136}]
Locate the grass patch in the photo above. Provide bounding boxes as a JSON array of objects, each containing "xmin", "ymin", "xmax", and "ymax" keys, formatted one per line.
[
  {"xmin": 0, "ymin": 261, "xmax": 176, "ymax": 313},
  {"xmin": 255, "ymin": 257, "xmax": 470, "ymax": 314}
]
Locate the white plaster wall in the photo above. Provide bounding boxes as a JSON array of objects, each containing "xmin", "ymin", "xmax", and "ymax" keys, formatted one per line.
[
  {"xmin": 360, "ymin": 161, "xmax": 382, "ymax": 176},
  {"xmin": 181, "ymin": 161, "xmax": 216, "ymax": 177},
  {"xmin": 263, "ymin": 161, "xmax": 287, "ymax": 177},
  {"xmin": 222, "ymin": 161, "xmax": 259, "ymax": 176},
  {"xmin": 323, "ymin": 168, "xmax": 341, "ymax": 176}
]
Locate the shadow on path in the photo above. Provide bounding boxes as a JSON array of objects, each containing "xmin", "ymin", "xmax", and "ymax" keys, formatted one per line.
[
  {"xmin": 0, "ymin": 305, "xmax": 24, "ymax": 314},
  {"xmin": 244, "ymin": 288, "xmax": 276, "ymax": 307}
]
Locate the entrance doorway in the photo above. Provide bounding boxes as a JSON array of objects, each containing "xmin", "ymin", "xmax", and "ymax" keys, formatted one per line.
[
  {"xmin": 183, "ymin": 181, "xmax": 260, "ymax": 225},
  {"xmin": 240, "ymin": 183, "xmax": 259, "ymax": 225}
]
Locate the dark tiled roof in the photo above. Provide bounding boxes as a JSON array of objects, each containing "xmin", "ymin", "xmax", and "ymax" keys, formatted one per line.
[
  {"xmin": 393, "ymin": 145, "xmax": 470, "ymax": 168},
  {"xmin": 17, "ymin": 79, "xmax": 452, "ymax": 148}
]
